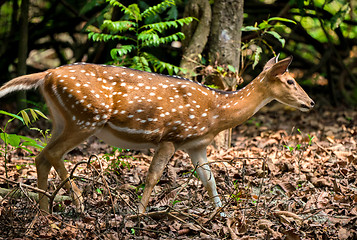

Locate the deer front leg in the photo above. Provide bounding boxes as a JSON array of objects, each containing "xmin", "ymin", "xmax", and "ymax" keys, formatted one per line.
[
  {"xmin": 187, "ymin": 147, "xmax": 223, "ymax": 208},
  {"xmin": 139, "ymin": 142, "xmax": 175, "ymax": 213}
]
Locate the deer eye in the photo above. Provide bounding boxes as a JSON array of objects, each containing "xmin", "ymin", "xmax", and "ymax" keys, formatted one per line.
[{"xmin": 287, "ymin": 79, "xmax": 294, "ymax": 85}]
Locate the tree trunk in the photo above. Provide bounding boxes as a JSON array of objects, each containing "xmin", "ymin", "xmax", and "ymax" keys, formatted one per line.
[
  {"xmin": 180, "ymin": 0, "xmax": 211, "ymax": 77},
  {"xmin": 17, "ymin": 0, "xmax": 29, "ymax": 110},
  {"xmin": 208, "ymin": 0, "xmax": 244, "ymax": 149}
]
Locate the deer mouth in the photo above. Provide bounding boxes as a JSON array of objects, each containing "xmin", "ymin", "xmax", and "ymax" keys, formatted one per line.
[{"xmin": 300, "ymin": 102, "xmax": 314, "ymax": 112}]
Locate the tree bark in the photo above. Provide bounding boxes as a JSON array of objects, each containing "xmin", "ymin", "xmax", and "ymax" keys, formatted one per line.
[
  {"xmin": 208, "ymin": 0, "xmax": 244, "ymax": 149},
  {"xmin": 17, "ymin": 0, "xmax": 29, "ymax": 110},
  {"xmin": 180, "ymin": 0, "xmax": 211, "ymax": 77}
]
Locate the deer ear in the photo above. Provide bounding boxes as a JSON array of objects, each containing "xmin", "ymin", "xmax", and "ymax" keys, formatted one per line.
[
  {"xmin": 268, "ymin": 56, "xmax": 293, "ymax": 76},
  {"xmin": 263, "ymin": 53, "xmax": 280, "ymax": 71}
]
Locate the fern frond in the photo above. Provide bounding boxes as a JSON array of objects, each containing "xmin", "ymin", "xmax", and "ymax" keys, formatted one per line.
[
  {"xmin": 88, "ymin": 32, "xmax": 131, "ymax": 42},
  {"xmin": 141, "ymin": 17, "xmax": 195, "ymax": 32},
  {"xmin": 101, "ymin": 20, "xmax": 137, "ymax": 33},
  {"xmin": 141, "ymin": 32, "xmax": 185, "ymax": 47},
  {"xmin": 130, "ymin": 56, "xmax": 151, "ymax": 72},
  {"xmin": 143, "ymin": 52, "xmax": 183, "ymax": 75},
  {"xmin": 110, "ymin": 45, "xmax": 136, "ymax": 60},
  {"xmin": 141, "ymin": 0, "xmax": 175, "ymax": 19},
  {"xmin": 107, "ymin": 0, "xmax": 141, "ymax": 21}
]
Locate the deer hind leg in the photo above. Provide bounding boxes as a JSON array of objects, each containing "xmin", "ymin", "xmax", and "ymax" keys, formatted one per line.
[
  {"xmin": 35, "ymin": 125, "xmax": 94, "ymax": 212},
  {"xmin": 139, "ymin": 142, "xmax": 176, "ymax": 213},
  {"xmin": 187, "ymin": 147, "xmax": 223, "ymax": 208}
]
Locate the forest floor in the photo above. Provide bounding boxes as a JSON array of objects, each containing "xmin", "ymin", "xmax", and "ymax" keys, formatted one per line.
[{"xmin": 0, "ymin": 102, "xmax": 356, "ymax": 239}]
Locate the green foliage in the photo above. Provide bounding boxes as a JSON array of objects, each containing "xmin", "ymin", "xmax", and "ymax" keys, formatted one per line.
[
  {"xmin": 241, "ymin": 17, "xmax": 296, "ymax": 69},
  {"xmin": 88, "ymin": 0, "xmax": 194, "ymax": 75},
  {"xmin": 283, "ymin": 128, "xmax": 315, "ymax": 153},
  {"xmin": 0, "ymin": 109, "xmax": 49, "ymax": 178},
  {"xmin": 103, "ymin": 147, "xmax": 135, "ymax": 175}
]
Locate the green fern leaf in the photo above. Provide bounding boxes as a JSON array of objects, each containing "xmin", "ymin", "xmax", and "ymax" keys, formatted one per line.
[
  {"xmin": 143, "ymin": 52, "xmax": 183, "ymax": 75},
  {"xmin": 142, "ymin": 17, "xmax": 194, "ymax": 32},
  {"xmin": 110, "ymin": 45, "xmax": 136, "ymax": 60},
  {"xmin": 88, "ymin": 32, "xmax": 131, "ymax": 42},
  {"xmin": 107, "ymin": 0, "xmax": 141, "ymax": 21},
  {"xmin": 141, "ymin": 0, "xmax": 175, "ymax": 19},
  {"xmin": 101, "ymin": 20, "xmax": 137, "ymax": 33}
]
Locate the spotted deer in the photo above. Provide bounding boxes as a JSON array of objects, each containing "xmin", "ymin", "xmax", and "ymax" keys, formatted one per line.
[{"xmin": 0, "ymin": 56, "xmax": 314, "ymax": 214}]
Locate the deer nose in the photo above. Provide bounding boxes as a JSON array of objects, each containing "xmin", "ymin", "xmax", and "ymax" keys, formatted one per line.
[{"xmin": 310, "ymin": 100, "xmax": 315, "ymax": 108}]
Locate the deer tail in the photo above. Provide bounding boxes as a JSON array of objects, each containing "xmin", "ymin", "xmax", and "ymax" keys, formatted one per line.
[{"xmin": 0, "ymin": 72, "xmax": 48, "ymax": 98}]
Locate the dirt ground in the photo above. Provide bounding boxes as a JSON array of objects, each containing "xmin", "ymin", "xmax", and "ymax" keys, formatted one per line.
[{"xmin": 0, "ymin": 101, "xmax": 356, "ymax": 239}]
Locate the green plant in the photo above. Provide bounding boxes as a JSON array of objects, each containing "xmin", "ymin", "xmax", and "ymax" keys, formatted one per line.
[
  {"xmin": 103, "ymin": 147, "xmax": 135, "ymax": 175},
  {"xmin": 284, "ymin": 128, "xmax": 315, "ymax": 153},
  {"xmin": 241, "ymin": 17, "xmax": 296, "ymax": 69},
  {"xmin": 0, "ymin": 109, "xmax": 49, "ymax": 178},
  {"xmin": 88, "ymin": 0, "xmax": 194, "ymax": 75}
]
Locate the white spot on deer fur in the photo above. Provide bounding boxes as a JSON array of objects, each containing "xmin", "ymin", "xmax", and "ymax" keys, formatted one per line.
[
  {"xmin": 137, "ymin": 109, "xmax": 144, "ymax": 113},
  {"xmin": 202, "ymin": 113, "xmax": 207, "ymax": 117},
  {"xmin": 196, "ymin": 105, "xmax": 200, "ymax": 108},
  {"xmin": 172, "ymin": 109, "xmax": 176, "ymax": 112},
  {"xmin": 130, "ymin": 73, "xmax": 134, "ymax": 76},
  {"xmin": 140, "ymin": 120, "xmax": 146, "ymax": 123},
  {"xmin": 128, "ymin": 101, "xmax": 133, "ymax": 104},
  {"xmin": 160, "ymin": 113, "xmax": 165, "ymax": 117},
  {"xmin": 120, "ymin": 110, "xmax": 126, "ymax": 114},
  {"xmin": 179, "ymin": 105, "xmax": 183, "ymax": 109},
  {"xmin": 145, "ymin": 86, "xmax": 150, "ymax": 89},
  {"xmin": 68, "ymin": 94, "xmax": 73, "ymax": 98},
  {"xmin": 187, "ymin": 92, "xmax": 192, "ymax": 96},
  {"xmin": 148, "ymin": 118, "xmax": 153, "ymax": 121},
  {"xmin": 63, "ymin": 75, "xmax": 68, "ymax": 77},
  {"xmin": 157, "ymin": 97, "xmax": 163, "ymax": 100},
  {"xmin": 157, "ymin": 107, "xmax": 163, "ymax": 110},
  {"xmin": 174, "ymin": 95, "xmax": 179, "ymax": 98},
  {"xmin": 165, "ymin": 112, "xmax": 170, "ymax": 115},
  {"xmin": 162, "ymin": 85, "xmax": 168, "ymax": 88},
  {"xmin": 189, "ymin": 115, "xmax": 195, "ymax": 119},
  {"xmin": 63, "ymin": 87, "xmax": 67, "ymax": 90},
  {"xmin": 123, "ymin": 94, "xmax": 128, "ymax": 97},
  {"xmin": 174, "ymin": 121, "xmax": 181, "ymax": 124},
  {"xmin": 152, "ymin": 87, "xmax": 157, "ymax": 90},
  {"xmin": 247, "ymin": 92, "xmax": 251, "ymax": 97},
  {"xmin": 76, "ymin": 83, "xmax": 81, "ymax": 87},
  {"xmin": 121, "ymin": 83, "xmax": 126, "ymax": 86},
  {"xmin": 109, "ymin": 76, "xmax": 114, "ymax": 80},
  {"xmin": 69, "ymin": 70, "xmax": 76, "ymax": 72},
  {"xmin": 103, "ymin": 71, "xmax": 107, "ymax": 74},
  {"xmin": 112, "ymin": 82, "xmax": 117, "ymax": 85},
  {"xmin": 138, "ymin": 76, "xmax": 142, "ymax": 79},
  {"xmin": 200, "ymin": 127, "xmax": 206, "ymax": 131},
  {"xmin": 122, "ymin": 72, "xmax": 126, "ymax": 75},
  {"xmin": 128, "ymin": 115, "xmax": 134, "ymax": 118},
  {"xmin": 105, "ymin": 105, "xmax": 110, "ymax": 109},
  {"xmin": 213, "ymin": 115, "xmax": 219, "ymax": 119},
  {"xmin": 72, "ymin": 116, "xmax": 76, "ymax": 121},
  {"xmin": 95, "ymin": 94, "xmax": 100, "ymax": 98},
  {"xmin": 138, "ymin": 83, "xmax": 144, "ymax": 87},
  {"xmin": 59, "ymin": 79, "xmax": 64, "ymax": 82},
  {"xmin": 128, "ymin": 86, "xmax": 134, "ymax": 89},
  {"xmin": 149, "ymin": 92, "xmax": 155, "ymax": 96}
]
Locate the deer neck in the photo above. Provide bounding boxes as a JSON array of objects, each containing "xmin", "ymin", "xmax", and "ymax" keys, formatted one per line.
[{"xmin": 213, "ymin": 73, "xmax": 273, "ymax": 131}]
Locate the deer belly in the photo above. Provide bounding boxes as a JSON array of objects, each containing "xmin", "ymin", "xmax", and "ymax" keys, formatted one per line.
[{"xmin": 95, "ymin": 124, "xmax": 158, "ymax": 149}]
